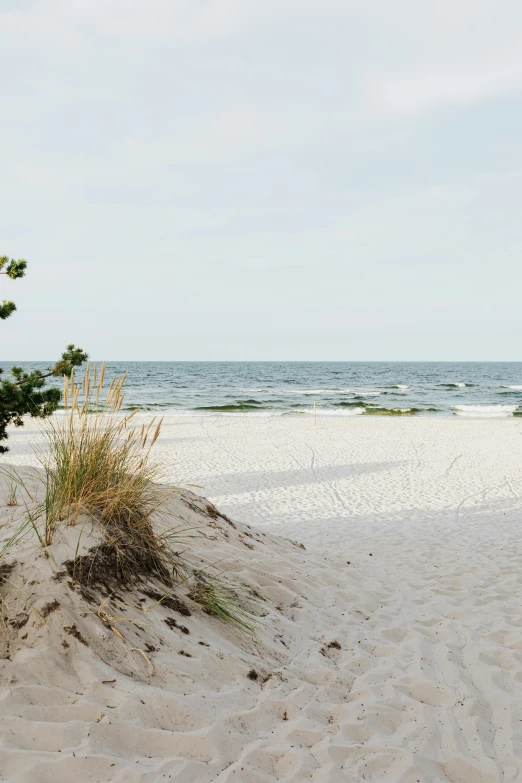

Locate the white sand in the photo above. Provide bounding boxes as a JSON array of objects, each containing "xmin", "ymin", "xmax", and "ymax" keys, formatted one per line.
[{"xmin": 1, "ymin": 416, "xmax": 522, "ymax": 781}]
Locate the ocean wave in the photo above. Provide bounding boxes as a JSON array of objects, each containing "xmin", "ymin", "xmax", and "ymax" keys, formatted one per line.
[
  {"xmin": 302, "ymin": 406, "xmax": 365, "ymax": 417},
  {"xmin": 218, "ymin": 411, "xmax": 281, "ymax": 418},
  {"xmin": 193, "ymin": 403, "xmax": 271, "ymax": 412},
  {"xmin": 237, "ymin": 388, "xmax": 268, "ymax": 393},
  {"xmin": 363, "ymin": 407, "xmax": 419, "ymax": 416},
  {"xmin": 453, "ymin": 404, "xmax": 518, "ymax": 417},
  {"xmin": 501, "ymin": 385, "xmax": 522, "ymax": 390},
  {"xmin": 333, "ymin": 400, "xmax": 371, "ymax": 408},
  {"xmin": 439, "ymin": 382, "xmax": 468, "ymax": 388},
  {"xmin": 280, "ymin": 388, "xmax": 353, "ymax": 395},
  {"xmin": 123, "ymin": 402, "xmax": 174, "ymax": 409},
  {"xmin": 392, "ymin": 385, "xmax": 409, "ymax": 389}
]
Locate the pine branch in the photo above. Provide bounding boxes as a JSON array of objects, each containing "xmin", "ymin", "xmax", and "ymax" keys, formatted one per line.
[
  {"xmin": 0, "ymin": 300, "xmax": 16, "ymax": 320},
  {"xmin": 0, "ymin": 257, "xmax": 27, "ymax": 279},
  {"xmin": 0, "ymin": 252, "xmax": 88, "ymax": 451}
]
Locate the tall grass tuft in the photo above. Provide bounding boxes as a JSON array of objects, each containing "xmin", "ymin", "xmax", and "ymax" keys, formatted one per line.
[
  {"xmin": 38, "ymin": 364, "xmax": 176, "ymax": 583},
  {"xmin": 3, "ymin": 480, "xmax": 18, "ymax": 507}
]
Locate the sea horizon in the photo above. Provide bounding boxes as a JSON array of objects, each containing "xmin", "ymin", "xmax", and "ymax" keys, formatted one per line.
[{"xmin": 2, "ymin": 360, "xmax": 521, "ymax": 418}]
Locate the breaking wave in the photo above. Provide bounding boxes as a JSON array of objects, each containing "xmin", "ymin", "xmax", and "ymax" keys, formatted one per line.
[{"xmin": 453, "ymin": 404, "xmax": 519, "ymax": 418}]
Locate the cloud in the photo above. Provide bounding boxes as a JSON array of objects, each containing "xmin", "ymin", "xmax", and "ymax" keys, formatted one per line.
[
  {"xmin": 0, "ymin": 0, "xmax": 282, "ymax": 46},
  {"xmin": 366, "ymin": 52, "xmax": 522, "ymax": 116},
  {"xmin": 2, "ymin": 1, "xmax": 522, "ymax": 359},
  {"xmin": 125, "ymin": 107, "xmax": 284, "ymax": 165}
]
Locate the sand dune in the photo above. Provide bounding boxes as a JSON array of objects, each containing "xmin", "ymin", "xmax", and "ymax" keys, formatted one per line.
[{"xmin": 1, "ymin": 417, "xmax": 522, "ymax": 781}]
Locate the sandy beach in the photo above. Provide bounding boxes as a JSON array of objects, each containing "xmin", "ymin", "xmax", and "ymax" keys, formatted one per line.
[
  {"xmin": 2, "ymin": 416, "xmax": 522, "ymax": 781},
  {"xmin": 3, "ymin": 0, "xmax": 522, "ymax": 778}
]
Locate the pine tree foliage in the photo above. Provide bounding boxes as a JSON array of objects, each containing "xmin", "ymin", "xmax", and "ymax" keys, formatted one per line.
[
  {"xmin": 0, "ymin": 256, "xmax": 87, "ymax": 453},
  {"xmin": 0, "ymin": 256, "xmax": 27, "ymax": 320}
]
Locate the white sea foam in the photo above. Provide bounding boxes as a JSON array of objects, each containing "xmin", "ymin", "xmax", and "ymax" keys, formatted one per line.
[
  {"xmin": 393, "ymin": 385, "xmax": 409, "ymax": 390},
  {"xmin": 502, "ymin": 385, "xmax": 522, "ymax": 390},
  {"xmin": 447, "ymin": 382, "xmax": 467, "ymax": 387},
  {"xmin": 356, "ymin": 390, "xmax": 381, "ymax": 397},
  {"xmin": 453, "ymin": 404, "xmax": 518, "ymax": 418},
  {"xmin": 302, "ymin": 406, "xmax": 365, "ymax": 417},
  {"xmin": 219, "ymin": 411, "xmax": 281, "ymax": 418},
  {"xmin": 130, "ymin": 409, "xmax": 283, "ymax": 418},
  {"xmin": 278, "ymin": 389, "xmax": 354, "ymax": 395}
]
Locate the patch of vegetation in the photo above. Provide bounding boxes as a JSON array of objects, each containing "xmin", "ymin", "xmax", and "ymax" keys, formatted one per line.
[
  {"xmin": 37, "ymin": 365, "xmax": 189, "ymax": 591},
  {"xmin": 188, "ymin": 571, "xmax": 255, "ymax": 633},
  {"xmin": 3, "ymin": 479, "xmax": 18, "ymax": 507}
]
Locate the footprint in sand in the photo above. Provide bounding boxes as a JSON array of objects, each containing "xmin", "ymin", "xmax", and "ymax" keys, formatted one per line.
[
  {"xmin": 381, "ymin": 627, "xmax": 408, "ymax": 643},
  {"xmin": 479, "ymin": 649, "xmax": 517, "ymax": 670},
  {"xmin": 444, "ymin": 757, "xmax": 498, "ymax": 783},
  {"xmin": 398, "ymin": 680, "xmax": 453, "ymax": 707}
]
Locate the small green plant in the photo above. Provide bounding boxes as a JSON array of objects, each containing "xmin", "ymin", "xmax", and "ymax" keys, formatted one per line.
[
  {"xmin": 0, "ymin": 468, "xmax": 48, "ymax": 560},
  {"xmin": 0, "ymin": 517, "xmax": 31, "ymax": 560},
  {"xmin": 188, "ymin": 570, "xmax": 255, "ymax": 632},
  {"xmin": 4, "ymin": 481, "xmax": 18, "ymax": 507}
]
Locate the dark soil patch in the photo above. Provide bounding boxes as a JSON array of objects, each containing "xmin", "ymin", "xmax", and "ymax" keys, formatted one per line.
[
  {"xmin": 41, "ymin": 600, "xmax": 60, "ymax": 618},
  {"xmin": 164, "ymin": 617, "xmax": 190, "ymax": 635},
  {"xmin": 216, "ymin": 511, "xmax": 236, "ymax": 528},
  {"xmin": 63, "ymin": 542, "xmax": 173, "ymax": 590},
  {"xmin": 181, "ymin": 497, "xmax": 236, "ymax": 528},
  {"xmin": 321, "ymin": 640, "xmax": 342, "ymax": 656},
  {"xmin": 9, "ymin": 612, "xmax": 28, "ymax": 629},
  {"xmin": 204, "ymin": 502, "xmax": 236, "ymax": 528},
  {"xmin": 142, "ymin": 589, "xmax": 191, "ymax": 617},
  {"xmin": 0, "ymin": 562, "xmax": 15, "ymax": 586},
  {"xmin": 64, "ymin": 625, "xmax": 89, "ymax": 646}
]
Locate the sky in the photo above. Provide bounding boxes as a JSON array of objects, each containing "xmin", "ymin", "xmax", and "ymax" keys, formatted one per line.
[{"xmin": 1, "ymin": 0, "xmax": 522, "ymax": 361}]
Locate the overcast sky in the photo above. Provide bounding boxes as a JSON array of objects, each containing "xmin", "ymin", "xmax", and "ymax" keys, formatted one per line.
[{"xmin": 1, "ymin": 1, "xmax": 522, "ymax": 361}]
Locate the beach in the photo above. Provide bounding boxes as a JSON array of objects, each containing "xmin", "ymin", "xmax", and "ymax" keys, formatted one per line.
[
  {"xmin": 2, "ymin": 416, "xmax": 522, "ymax": 781},
  {"xmin": 4, "ymin": 0, "xmax": 522, "ymax": 777}
]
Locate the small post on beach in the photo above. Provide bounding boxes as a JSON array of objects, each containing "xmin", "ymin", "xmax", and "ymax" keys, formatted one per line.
[{"xmin": 314, "ymin": 401, "xmax": 316, "ymax": 426}]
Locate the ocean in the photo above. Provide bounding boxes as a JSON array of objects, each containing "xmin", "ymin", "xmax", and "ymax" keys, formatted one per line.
[{"xmin": 2, "ymin": 361, "xmax": 522, "ymax": 418}]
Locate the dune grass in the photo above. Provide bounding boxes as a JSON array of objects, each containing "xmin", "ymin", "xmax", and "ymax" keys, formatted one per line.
[
  {"xmin": 36, "ymin": 364, "xmax": 183, "ymax": 583},
  {"xmin": 1, "ymin": 365, "xmax": 255, "ymax": 633}
]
